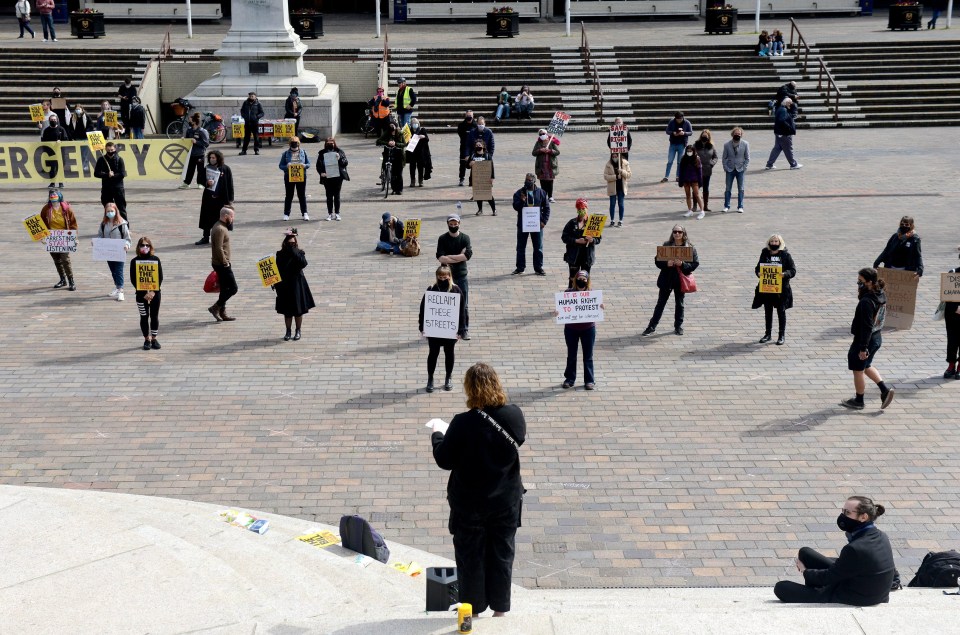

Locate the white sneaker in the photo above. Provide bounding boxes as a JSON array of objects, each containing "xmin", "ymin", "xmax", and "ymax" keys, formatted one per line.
[
  {"xmin": 43, "ymin": 38, "xmax": 48, "ymax": 42},
  {"xmin": 548, "ymin": 197, "xmax": 556, "ymax": 203},
  {"xmin": 683, "ymin": 210, "xmax": 694, "ymax": 217},
  {"xmin": 116, "ymin": 291, "xmax": 124, "ymax": 302},
  {"xmin": 737, "ymin": 207, "xmax": 745, "ymax": 213},
  {"xmin": 283, "ymin": 214, "xmax": 290, "ymax": 221},
  {"xmin": 334, "ymin": 214, "xmax": 341, "ymax": 221},
  {"xmin": 765, "ymin": 165, "xmax": 776, "ymax": 170},
  {"xmin": 303, "ymin": 213, "xmax": 310, "ymax": 221},
  {"xmin": 326, "ymin": 214, "xmax": 333, "ymax": 221},
  {"xmin": 177, "ymin": 183, "xmax": 189, "ymax": 189},
  {"xmin": 790, "ymin": 163, "xmax": 803, "ymax": 170},
  {"xmin": 193, "ymin": 183, "xmax": 202, "ymax": 189},
  {"xmin": 109, "ymin": 288, "xmax": 120, "ymax": 298},
  {"xmin": 696, "ymin": 210, "xmax": 705, "ymax": 220},
  {"xmin": 52, "ymin": 38, "xmax": 58, "ymax": 42},
  {"xmin": 722, "ymin": 206, "xmax": 730, "ymax": 213}
]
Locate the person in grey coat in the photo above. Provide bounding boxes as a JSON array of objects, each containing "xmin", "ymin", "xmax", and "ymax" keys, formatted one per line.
[{"xmin": 721, "ymin": 127, "xmax": 750, "ymax": 213}]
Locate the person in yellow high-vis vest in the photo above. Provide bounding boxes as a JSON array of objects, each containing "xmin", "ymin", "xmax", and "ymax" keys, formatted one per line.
[{"xmin": 394, "ymin": 77, "xmax": 417, "ymax": 129}]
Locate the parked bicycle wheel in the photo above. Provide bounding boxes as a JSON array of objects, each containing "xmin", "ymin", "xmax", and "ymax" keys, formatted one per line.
[
  {"xmin": 166, "ymin": 120, "xmax": 185, "ymax": 139},
  {"xmin": 359, "ymin": 111, "xmax": 374, "ymax": 138},
  {"xmin": 207, "ymin": 122, "xmax": 227, "ymax": 143},
  {"xmin": 383, "ymin": 163, "xmax": 392, "ymax": 199}
]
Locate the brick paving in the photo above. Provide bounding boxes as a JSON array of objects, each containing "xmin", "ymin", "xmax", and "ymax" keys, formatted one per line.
[{"xmin": 1, "ymin": 126, "xmax": 959, "ymax": 590}]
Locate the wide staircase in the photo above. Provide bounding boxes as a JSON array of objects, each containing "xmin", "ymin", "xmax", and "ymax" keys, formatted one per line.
[{"xmin": 0, "ymin": 48, "xmax": 150, "ymax": 136}]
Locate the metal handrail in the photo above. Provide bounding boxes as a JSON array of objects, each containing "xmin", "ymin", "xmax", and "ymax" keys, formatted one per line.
[
  {"xmin": 816, "ymin": 57, "xmax": 842, "ymax": 121},
  {"xmin": 580, "ymin": 22, "xmax": 604, "ymax": 121},
  {"xmin": 788, "ymin": 18, "xmax": 842, "ymax": 121}
]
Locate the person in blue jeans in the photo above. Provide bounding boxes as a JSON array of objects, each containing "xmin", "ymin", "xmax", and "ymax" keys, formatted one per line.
[
  {"xmin": 662, "ymin": 111, "xmax": 692, "ymax": 182},
  {"xmin": 560, "ymin": 270, "xmax": 604, "ymax": 390},
  {"xmin": 511, "ymin": 173, "xmax": 550, "ymax": 275},
  {"xmin": 721, "ymin": 127, "xmax": 750, "ymax": 213},
  {"xmin": 604, "ymin": 154, "xmax": 632, "ymax": 227},
  {"xmin": 494, "ymin": 86, "xmax": 511, "ymax": 122}
]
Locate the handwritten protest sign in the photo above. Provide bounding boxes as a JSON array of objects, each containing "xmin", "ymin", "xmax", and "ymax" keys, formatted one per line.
[
  {"xmin": 546, "ymin": 111, "xmax": 571, "ymax": 137},
  {"xmin": 423, "ymin": 290, "xmax": 460, "ymax": 339},
  {"xmin": 86, "ymin": 130, "xmax": 106, "ymax": 152},
  {"xmin": 29, "ymin": 104, "xmax": 45, "ymax": 123},
  {"xmin": 404, "ymin": 218, "xmax": 421, "ymax": 239},
  {"xmin": 23, "ymin": 214, "xmax": 49, "ymax": 241},
  {"xmin": 135, "ymin": 261, "xmax": 160, "ymax": 291},
  {"xmin": 287, "ymin": 163, "xmax": 305, "ymax": 183},
  {"xmin": 104, "ymin": 110, "xmax": 118, "ymax": 128},
  {"xmin": 583, "ymin": 214, "xmax": 606, "ymax": 238},
  {"xmin": 45, "ymin": 230, "xmax": 77, "ymax": 253},
  {"xmin": 878, "ymin": 267, "xmax": 918, "ymax": 330},
  {"xmin": 405, "ymin": 134, "xmax": 420, "ymax": 154},
  {"xmin": 257, "ymin": 255, "xmax": 281, "ymax": 287},
  {"xmin": 555, "ymin": 290, "xmax": 604, "ymax": 325},
  {"xmin": 231, "ymin": 123, "xmax": 244, "ymax": 139},
  {"xmin": 297, "ymin": 531, "xmax": 340, "ymax": 549},
  {"xmin": 273, "ymin": 121, "xmax": 295, "ymax": 138},
  {"xmin": 51, "ymin": 97, "xmax": 67, "ymax": 111},
  {"xmin": 608, "ymin": 125, "xmax": 627, "ymax": 154},
  {"xmin": 322, "ymin": 151, "xmax": 340, "ymax": 178},
  {"xmin": 471, "ymin": 160, "xmax": 492, "ymax": 201},
  {"xmin": 91, "ymin": 238, "xmax": 128, "ymax": 262},
  {"xmin": 941, "ymin": 272, "xmax": 960, "ymax": 302},
  {"xmin": 522, "ymin": 207, "xmax": 541, "ymax": 233},
  {"xmin": 655, "ymin": 246, "xmax": 694, "ymax": 262},
  {"xmin": 759, "ymin": 265, "xmax": 782, "ymax": 294}
]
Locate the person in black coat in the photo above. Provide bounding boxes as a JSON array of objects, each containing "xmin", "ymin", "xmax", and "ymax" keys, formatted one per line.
[
  {"xmin": 418, "ymin": 265, "xmax": 467, "ymax": 392},
  {"xmin": 643, "ymin": 225, "xmax": 699, "ymax": 337},
  {"xmin": 66, "ymin": 105, "xmax": 94, "ymax": 141},
  {"xmin": 196, "ymin": 151, "xmax": 234, "ymax": 245},
  {"xmin": 943, "ymin": 261, "xmax": 960, "ymax": 379},
  {"xmin": 376, "ymin": 212, "xmax": 405, "ymax": 254},
  {"xmin": 41, "ymin": 114, "xmax": 69, "ymax": 187},
  {"xmin": 774, "ymin": 496, "xmax": 897, "ymax": 606},
  {"xmin": 94, "ymin": 141, "xmax": 128, "ymax": 223},
  {"xmin": 317, "ymin": 137, "xmax": 349, "ymax": 221},
  {"xmin": 117, "ymin": 78, "xmax": 137, "ymax": 130},
  {"xmin": 274, "ymin": 229, "xmax": 315, "ymax": 341},
  {"xmin": 752, "ymin": 234, "xmax": 796, "ymax": 345},
  {"xmin": 406, "ymin": 117, "xmax": 432, "ymax": 187},
  {"xmin": 239, "ymin": 92, "xmax": 264, "ymax": 155},
  {"xmin": 511, "ymin": 173, "xmax": 550, "ymax": 275},
  {"xmin": 873, "ymin": 215, "xmax": 923, "ymax": 279},
  {"xmin": 284, "ymin": 87, "xmax": 302, "ymax": 136},
  {"xmin": 560, "ymin": 198, "xmax": 601, "ymax": 285},
  {"xmin": 456, "ymin": 110, "xmax": 478, "ymax": 186},
  {"xmin": 841, "ymin": 267, "xmax": 894, "ymax": 410},
  {"xmin": 430, "ymin": 362, "xmax": 526, "ymax": 617}
]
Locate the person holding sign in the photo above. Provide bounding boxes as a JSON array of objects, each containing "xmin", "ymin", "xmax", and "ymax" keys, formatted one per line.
[
  {"xmin": 841, "ymin": 268, "xmax": 894, "ymax": 410},
  {"xmin": 603, "ymin": 154, "xmax": 632, "ymax": 227},
  {"xmin": 752, "ymin": 234, "xmax": 795, "ymax": 345},
  {"xmin": 469, "ymin": 139, "xmax": 496, "ymax": 215},
  {"xmin": 642, "ymin": 225, "xmax": 699, "ymax": 336},
  {"xmin": 129, "ymin": 237, "xmax": 163, "ymax": 350},
  {"xmin": 40, "ymin": 190, "xmax": 78, "ymax": 291},
  {"xmin": 560, "ymin": 270, "xmax": 604, "ymax": 390},
  {"xmin": 430, "ymin": 362, "xmax": 526, "ymax": 617},
  {"xmin": 873, "ymin": 216, "xmax": 923, "ymax": 280},
  {"xmin": 180, "ymin": 112, "xmax": 210, "ymax": 189},
  {"xmin": 209, "ymin": 207, "xmax": 238, "ymax": 322},
  {"xmin": 678, "ymin": 145, "xmax": 704, "ymax": 220},
  {"xmin": 942, "ymin": 262, "xmax": 960, "ymax": 379},
  {"xmin": 318, "ymin": 137, "xmax": 349, "ymax": 221},
  {"xmin": 196, "ymin": 150, "xmax": 234, "ymax": 245},
  {"xmin": 561, "ymin": 199, "xmax": 602, "ymax": 286},
  {"xmin": 606, "ymin": 117, "xmax": 632, "ymax": 159},
  {"xmin": 532, "ymin": 129, "xmax": 560, "ymax": 203},
  {"xmin": 95, "ymin": 203, "xmax": 131, "ymax": 302},
  {"xmin": 274, "ymin": 229, "xmax": 315, "ymax": 341},
  {"xmin": 278, "ymin": 137, "xmax": 311, "ymax": 222},
  {"xmin": 406, "ymin": 118, "xmax": 432, "ymax": 188},
  {"xmin": 40, "ymin": 115, "xmax": 68, "ymax": 188},
  {"xmin": 284, "ymin": 87, "xmax": 302, "ymax": 137},
  {"xmin": 94, "ymin": 142, "xmax": 128, "ymax": 223},
  {"xmin": 510, "ymin": 174, "xmax": 550, "ymax": 276},
  {"xmin": 419, "ymin": 265, "xmax": 466, "ymax": 392}
]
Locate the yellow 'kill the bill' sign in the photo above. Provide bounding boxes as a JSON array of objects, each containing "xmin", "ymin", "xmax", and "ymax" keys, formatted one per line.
[
  {"xmin": 273, "ymin": 122, "xmax": 295, "ymax": 138},
  {"xmin": 23, "ymin": 214, "xmax": 49, "ymax": 241},
  {"xmin": 135, "ymin": 262, "xmax": 160, "ymax": 291},
  {"xmin": 404, "ymin": 218, "xmax": 421, "ymax": 239},
  {"xmin": 297, "ymin": 531, "xmax": 340, "ymax": 549},
  {"xmin": 104, "ymin": 110, "xmax": 119, "ymax": 128},
  {"xmin": 29, "ymin": 104, "xmax": 45, "ymax": 122},
  {"xmin": 257, "ymin": 255, "xmax": 281, "ymax": 287},
  {"xmin": 583, "ymin": 214, "xmax": 607, "ymax": 238},
  {"xmin": 232, "ymin": 123, "xmax": 244, "ymax": 139},
  {"xmin": 86, "ymin": 130, "xmax": 106, "ymax": 152},
  {"xmin": 287, "ymin": 163, "xmax": 305, "ymax": 183},
  {"xmin": 759, "ymin": 265, "xmax": 782, "ymax": 294}
]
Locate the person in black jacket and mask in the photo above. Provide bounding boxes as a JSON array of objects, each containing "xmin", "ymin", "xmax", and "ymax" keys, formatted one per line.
[
  {"xmin": 560, "ymin": 198, "xmax": 600, "ymax": 286},
  {"xmin": 943, "ymin": 259, "xmax": 960, "ymax": 379},
  {"xmin": 841, "ymin": 267, "xmax": 894, "ymax": 410},
  {"xmin": 94, "ymin": 141, "xmax": 129, "ymax": 222},
  {"xmin": 41, "ymin": 114, "xmax": 69, "ymax": 188},
  {"xmin": 642, "ymin": 225, "xmax": 699, "ymax": 337},
  {"xmin": 431, "ymin": 362, "xmax": 525, "ymax": 618},
  {"xmin": 419, "ymin": 265, "xmax": 466, "ymax": 392},
  {"xmin": 774, "ymin": 496, "xmax": 896, "ymax": 605},
  {"xmin": 873, "ymin": 215, "xmax": 923, "ymax": 279},
  {"xmin": 239, "ymin": 92, "xmax": 264, "ymax": 155},
  {"xmin": 752, "ymin": 234, "xmax": 795, "ymax": 345}
]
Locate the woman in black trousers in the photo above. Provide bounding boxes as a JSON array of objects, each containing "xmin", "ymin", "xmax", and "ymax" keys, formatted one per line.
[
  {"xmin": 274, "ymin": 228, "xmax": 315, "ymax": 341},
  {"xmin": 752, "ymin": 234, "xmax": 796, "ymax": 345},
  {"xmin": 430, "ymin": 362, "xmax": 525, "ymax": 618},
  {"xmin": 196, "ymin": 150, "xmax": 233, "ymax": 245},
  {"xmin": 317, "ymin": 137, "xmax": 349, "ymax": 221},
  {"xmin": 419, "ymin": 265, "xmax": 466, "ymax": 392},
  {"xmin": 774, "ymin": 496, "xmax": 896, "ymax": 605},
  {"xmin": 943, "ymin": 262, "xmax": 960, "ymax": 379},
  {"xmin": 129, "ymin": 236, "xmax": 163, "ymax": 350},
  {"xmin": 642, "ymin": 225, "xmax": 699, "ymax": 337}
]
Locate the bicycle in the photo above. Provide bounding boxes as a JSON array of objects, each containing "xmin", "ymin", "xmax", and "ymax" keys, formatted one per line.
[
  {"xmin": 166, "ymin": 98, "xmax": 227, "ymax": 143},
  {"xmin": 380, "ymin": 159, "xmax": 392, "ymax": 199},
  {"xmin": 358, "ymin": 108, "xmax": 375, "ymax": 138}
]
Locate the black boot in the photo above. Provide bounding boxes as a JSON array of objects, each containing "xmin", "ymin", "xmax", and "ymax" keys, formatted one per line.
[
  {"xmin": 426, "ymin": 377, "xmax": 435, "ymax": 393},
  {"xmin": 284, "ymin": 329, "xmax": 292, "ymax": 341},
  {"xmin": 443, "ymin": 375, "xmax": 453, "ymax": 391},
  {"xmin": 54, "ymin": 278, "xmax": 67, "ymax": 289},
  {"xmin": 776, "ymin": 331, "xmax": 785, "ymax": 345},
  {"xmin": 759, "ymin": 333, "xmax": 772, "ymax": 343}
]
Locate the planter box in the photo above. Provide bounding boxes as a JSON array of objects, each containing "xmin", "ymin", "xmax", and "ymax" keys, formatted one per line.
[
  {"xmin": 70, "ymin": 12, "xmax": 105, "ymax": 38},
  {"xmin": 888, "ymin": 4, "xmax": 922, "ymax": 29},
  {"xmin": 705, "ymin": 8, "xmax": 737, "ymax": 33},
  {"xmin": 290, "ymin": 12, "xmax": 323, "ymax": 38},
  {"xmin": 486, "ymin": 12, "xmax": 519, "ymax": 37}
]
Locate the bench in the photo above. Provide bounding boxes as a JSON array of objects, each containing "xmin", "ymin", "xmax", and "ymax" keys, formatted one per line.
[
  {"xmin": 84, "ymin": 2, "xmax": 223, "ymax": 21},
  {"xmin": 570, "ymin": 0, "xmax": 701, "ymax": 16},
  {"xmin": 405, "ymin": 2, "xmax": 541, "ymax": 19}
]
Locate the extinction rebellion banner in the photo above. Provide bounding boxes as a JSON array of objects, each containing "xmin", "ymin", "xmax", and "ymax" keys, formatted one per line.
[{"xmin": 0, "ymin": 140, "xmax": 193, "ymax": 184}]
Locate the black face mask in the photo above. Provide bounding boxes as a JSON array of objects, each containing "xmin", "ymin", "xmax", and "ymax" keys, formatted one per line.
[
  {"xmin": 768, "ymin": 244, "xmax": 780, "ymax": 251},
  {"xmin": 575, "ymin": 280, "xmax": 587, "ymax": 289},
  {"xmin": 524, "ymin": 180, "xmax": 535, "ymax": 190},
  {"xmin": 837, "ymin": 513, "xmax": 868, "ymax": 533},
  {"xmin": 733, "ymin": 135, "xmax": 742, "ymax": 141},
  {"xmin": 437, "ymin": 279, "xmax": 451, "ymax": 290},
  {"xmin": 899, "ymin": 226, "xmax": 911, "ymax": 234},
  {"xmin": 448, "ymin": 225, "xmax": 459, "ymax": 234},
  {"xmin": 225, "ymin": 221, "xmax": 234, "ymax": 231},
  {"xmin": 324, "ymin": 144, "xmax": 334, "ymax": 150}
]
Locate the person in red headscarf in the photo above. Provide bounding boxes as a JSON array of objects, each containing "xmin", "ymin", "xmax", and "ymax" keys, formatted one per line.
[{"xmin": 560, "ymin": 198, "xmax": 602, "ymax": 288}]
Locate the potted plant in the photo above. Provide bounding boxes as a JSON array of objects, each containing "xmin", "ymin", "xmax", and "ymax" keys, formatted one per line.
[
  {"xmin": 705, "ymin": 3, "xmax": 737, "ymax": 34},
  {"xmin": 290, "ymin": 8, "xmax": 323, "ymax": 38},
  {"xmin": 888, "ymin": 1, "xmax": 922, "ymax": 29},
  {"xmin": 70, "ymin": 8, "xmax": 105, "ymax": 39},
  {"xmin": 487, "ymin": 6, "xmax": 519, "ymax": 38}
]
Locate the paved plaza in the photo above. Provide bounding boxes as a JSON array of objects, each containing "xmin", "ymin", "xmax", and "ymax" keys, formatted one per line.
[{"xmin": 2, "ymin": 124, "xmax": 959, "ymax": 591}]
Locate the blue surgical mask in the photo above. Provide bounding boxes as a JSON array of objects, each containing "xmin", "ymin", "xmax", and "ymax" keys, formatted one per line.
[{"xmin": 106, "ymin": 211, "xmax": 116, "ymax": 219}]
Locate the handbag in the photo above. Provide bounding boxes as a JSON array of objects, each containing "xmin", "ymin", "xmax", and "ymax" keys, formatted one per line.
[
  {"xmin": 203, "ymin": 270, "xmax": 219, "ymax": 293},
  {"xmin": 934, "ymin": 301, "xmax": 946, "ymax": 321},
  {"xmin": 677, "ymin": 266, "xmax": 697, "ymax": 294}
]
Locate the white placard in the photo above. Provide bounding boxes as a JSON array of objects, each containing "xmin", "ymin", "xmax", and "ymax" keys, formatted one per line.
[
  {"xmin": 45, "ymin": 229, "xmax": 78, "ymax": 253},
  {"xmin": 522, "ymin": 206, "xmax": 541, "ymax": 233},
  {"xmin": 423, "ymin": 290, "xmax": 460, "ymax": 339},
  {"xmin": 91, "ymin": 238, "xmax": 127, "ymax": 262},
  {"xmin": 555, "ymin": 290, "xmax": 604, "ymax": 324},
  {"xmin": 322, "ymin": 151, "xmax": 340, "ymax": 178},
  {"xmin": 405, "ymin": 134, "xmax": 421, "ymax": 154},
  {"xmin": 608, "ymin": 125, "xmax": 628, "ymax": 153}
]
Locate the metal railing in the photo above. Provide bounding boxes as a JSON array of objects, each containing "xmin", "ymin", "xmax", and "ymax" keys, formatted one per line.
[
  {"xmin": 788, "ymin": 18, "xmax": 842, "ymax": 121},
  {"xmin": 580, "ymin": 22, "xmax": 604, "ymax": 121}
]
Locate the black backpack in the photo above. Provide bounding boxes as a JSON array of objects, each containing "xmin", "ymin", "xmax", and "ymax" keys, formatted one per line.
[
  {"xmin": 908, "ymin": 550, "xmax": 960, "ymax": 588},
  {"xmin": 339, "ymin": 514, "xmax": 390, "ymax": 563}
]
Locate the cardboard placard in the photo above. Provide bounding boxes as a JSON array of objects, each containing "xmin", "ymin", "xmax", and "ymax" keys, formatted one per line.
[
  {"xmin": 522, "ymin": 207, "xmax": 541, "ymax": 233},
  {"xmin": 759, "ymin": 265, "xmax": 782, "ymax": 294},
  {"xmin": 86, "ymin": 130, "xmax": 106, "ymax": 152},
  {"xmin": 45, "ymin": 229, "xmax": 78, "ymax": 253},
  {"xmin": 423, "ymin": 290, "xmax": 460, "ymax": 339},
  {"xmin": 471, "ymin": 160, "xmax": 492, "ymax": 201},
  {"xmin": 272, "ymin": 122, "xmax": 295, "ymax": 138},
  {"xmin": 91, "ymin": 237, "xmax": 128, "ymax": 262},
  {"xmin": 546, "ymin": 111, "xmax": 571, "ymax": 137},
  {"xmin": 322, "ymin": 151, "xmax": 340, "ymax": 178},
  {"xmin": 135, "ymin": 261, "xmax": 160, "ymax": 291},
  {"xmin": 287, "ymin": 163, "xmax": 305, "ymax": 183},
  {"xmin": 608, "ymin": 124, "xmax": 627, "ymax": 154},
  {"xmin": 878, "ymin": 267, "xmax": 918, "ymax": 330},
  {"xmin": 23, "ymin": 214, "xmax": 49, "ymax": 241},
  {"xmin": 403, "ymin": 218, "xmax": 421, "ymax": 239},
  {"xmin": 583, "ymin": 214, "xmax": 607, "ymax": 238},
  {"xmin": 104, "ymin": 110, "xmax": 118, "ymax": 128},
  {"xmin": 556, "ymin": 290, "xmax": 604, "ymax": 324},
  {"xmin": 231, "ymin": 123, "xmax": 244, "ymax": 139},
  {"xmin": 941, "ymin": 272, "xmax": 960, "ymax": 302},
  {"xmin": 29, "ymin": 104, "xmax": 45, "ymax": 123},
  {"xmin": 655, "ymin": 246, "xmax": 694, "ymax": 262},
  {"xmin": 257, "ymin": 255, "xmax": 281, "ymax": 287},
  {"xmin": 51, "ymin": 97, "xmax": 68, "ymax": 110}
]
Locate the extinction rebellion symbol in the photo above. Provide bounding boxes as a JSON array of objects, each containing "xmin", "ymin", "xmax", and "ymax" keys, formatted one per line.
[{"xmin": 159, "ymin": 143, "xmax": 188, "ymax": 175}]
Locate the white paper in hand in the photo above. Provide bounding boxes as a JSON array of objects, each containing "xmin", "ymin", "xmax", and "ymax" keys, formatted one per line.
[{"xmin": 426, "ymin": 418, "xmax": 449, "ymax": 435}]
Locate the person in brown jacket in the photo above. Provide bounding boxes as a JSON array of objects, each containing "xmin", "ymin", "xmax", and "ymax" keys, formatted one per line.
[
  {"xmin": 603, "ymin": 154, "xmax": 632, "ymax": 227},
  {"xmin": 40, "ymin": 189, "xmax": 78, "ymax": 290},
  {"xmin": 209, "ymin": 207, "xmax": 237, "ymax": 322}
]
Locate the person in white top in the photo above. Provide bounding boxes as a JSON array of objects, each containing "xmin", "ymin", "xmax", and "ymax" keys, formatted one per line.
[{"xmin": 16, "ymin": 0, "xmax": 36, "ymax": 38}]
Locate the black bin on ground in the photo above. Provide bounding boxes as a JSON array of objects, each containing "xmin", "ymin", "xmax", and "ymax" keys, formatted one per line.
[{"xmin": 425, "ymin": 567, "xmax": 459, "ymax": 611}]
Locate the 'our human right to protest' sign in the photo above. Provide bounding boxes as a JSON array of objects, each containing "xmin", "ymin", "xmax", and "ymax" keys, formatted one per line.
[
  {"xmin": 135, "ymin": 261, "xmax": 160, "ymax": 291},
  {"xmin": 29, "ymin": 104, "xmax": 45, "ymax": 123},
  {"xmin": 608, "ymin": 125, "xmax": 627, "ymax": 154},
  {"xmin": 45, "ymin": 230, "xmax": 77, "ymax": 253},
  {"xmin": 257, "ymin": 255, "xmax": 281, "ymax": 287},
  {"xmin": 23, "ymin": 214, "xmax": 49, "ymax": 241},
  {"xmin": 423, "ymin": 291, "xmax": 460, "ymax": 339},
  {"xmin": 941, "ymin": 272, "xmax": 960, "ymax": 302},
  {"xmin": 878, "ymin": 267, "xmax": 918, "ymax": 330},
  {"xmin": 522, "ymin": 207, "xmax": 541, "ymax": 233},
  {"xmin": 583, "ymin": 214, "xmax": 607, "ymax": 238},
  {"xmin": 91, "ymin": 238, "xmax": 128, "ymax": 262},
  {"xmin": 759, "ymin": 265, "xmax": 782, "ymax": 294},
  {"xmin": 404, "ymin": 218, "xmax": 421, "ymax": 239},
  {"xmin": 555, "ymin": 290, "xmax": 604, "ymax": 325},
  {"xmin": 655, "ymin": 246, "xmax": 694, "ymax": 262},
  {"xmin": 546, "ymin": 111, "xmax": 571, "ymax": 137}
]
